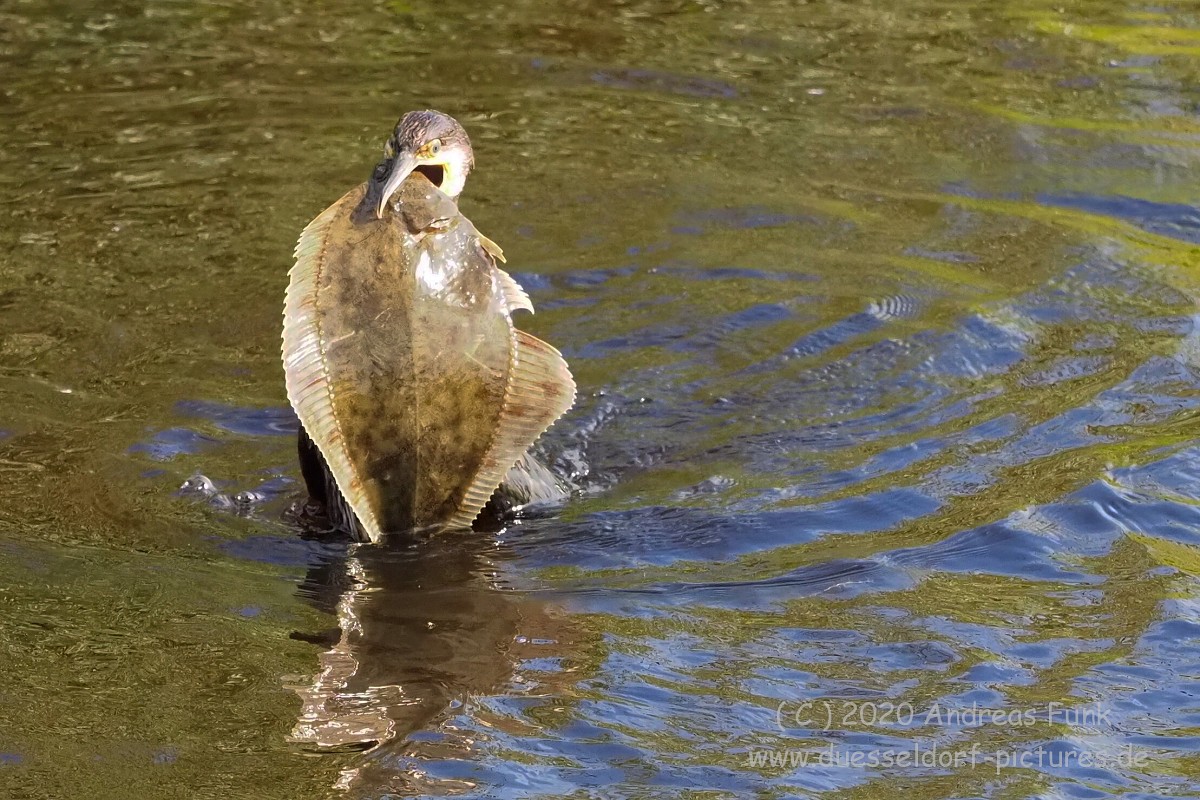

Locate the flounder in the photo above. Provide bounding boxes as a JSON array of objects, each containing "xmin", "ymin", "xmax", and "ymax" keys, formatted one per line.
[{"xmin": 282, "ymin": 170, "xmax": 574, "ymax": 541}]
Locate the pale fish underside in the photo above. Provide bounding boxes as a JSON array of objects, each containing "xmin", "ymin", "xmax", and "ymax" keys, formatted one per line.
[{"xmin": 282, "ymin": 173, "xmax": 575, "ymax": 541}]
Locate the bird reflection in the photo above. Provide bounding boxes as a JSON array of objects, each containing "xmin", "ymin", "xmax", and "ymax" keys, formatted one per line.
[{"xmin": 286, "ymin": 530, "xmax": 579, "ymax": 795}]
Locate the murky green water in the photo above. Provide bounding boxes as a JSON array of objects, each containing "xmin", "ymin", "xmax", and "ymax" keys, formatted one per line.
[{"xmin": 4, "ymin": 0, "xmax": 1200, "ymax": 797}]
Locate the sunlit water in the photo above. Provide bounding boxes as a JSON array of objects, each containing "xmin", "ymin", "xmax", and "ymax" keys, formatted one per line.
[{"xmin": 3, "ymin": 1, "xmax": 1200, "ymax": 797}]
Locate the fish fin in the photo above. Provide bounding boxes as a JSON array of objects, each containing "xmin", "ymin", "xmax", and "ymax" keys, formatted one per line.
[
  {"xmin": 496, "ymin": 268, "xmax": 534, "ymax": 315},
  {"xmin": 282, "ymin": 186, "xmax": 383, "ymax": 543},
  {"xmin": 501, "ymin": 452, "xmax": 569, "ymax": 506},
  {"xmin": 472, "ymin": 225, "xmax": 531, "ymax": 314},
  {"xmin": 447, "ymin": 330, "xmax": 576, "ymax": 529},
  {"xmin": 477, "ymin": 232, "xmax": 506, "ymax": 263}
]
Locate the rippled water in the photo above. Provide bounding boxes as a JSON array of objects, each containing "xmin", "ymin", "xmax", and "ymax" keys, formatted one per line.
[{"xmin": 4, "ymin": 0, "xmax": 1200, "ymax": 797}]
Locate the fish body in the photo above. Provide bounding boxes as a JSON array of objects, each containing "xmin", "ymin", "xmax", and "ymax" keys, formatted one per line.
[{"xmin": 282, "ymin": 173, "xmax": 574, "ymax": 541}]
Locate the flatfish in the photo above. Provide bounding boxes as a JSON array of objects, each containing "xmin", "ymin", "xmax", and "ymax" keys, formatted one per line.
[{"xmin": 282, "ymin": 173, "xmax": 575, "ymax": 541}]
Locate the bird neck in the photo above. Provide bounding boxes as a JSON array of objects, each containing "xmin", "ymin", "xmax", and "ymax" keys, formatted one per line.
[{"xmin": 439, "ymin": 158, "xmax": 469, "ymax": 200}]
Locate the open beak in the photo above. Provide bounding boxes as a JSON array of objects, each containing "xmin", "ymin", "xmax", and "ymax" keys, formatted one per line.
[{"xmin": 374, "ymin": 151, "xmax": 419, "ymax": 219}]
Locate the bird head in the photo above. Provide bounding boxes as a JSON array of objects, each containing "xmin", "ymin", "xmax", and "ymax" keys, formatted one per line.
[{"xmin": 369, "ymin": 109, "xmax": 474, "ymax": 218}]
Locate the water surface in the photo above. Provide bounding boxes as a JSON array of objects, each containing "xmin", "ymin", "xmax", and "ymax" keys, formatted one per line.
[{"xmin": 3, "ymin": 0, "xmax": 1200, "ymax": 797}]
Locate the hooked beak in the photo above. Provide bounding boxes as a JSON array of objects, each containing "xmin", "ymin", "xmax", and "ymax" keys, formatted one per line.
[{"xmin": 374, "ymin": 151, "xmax": 419, "ymax": 219}]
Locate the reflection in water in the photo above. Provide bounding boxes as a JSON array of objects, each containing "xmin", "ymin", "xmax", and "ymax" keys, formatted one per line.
[{"xmin": 287, "ymin": 534, "xmax": 579, "ymax": 796}]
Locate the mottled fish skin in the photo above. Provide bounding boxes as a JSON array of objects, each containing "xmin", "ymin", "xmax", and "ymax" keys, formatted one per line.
[{"xmin": 283, "ymin": 173, "xmax": 575, "ymax": 541}]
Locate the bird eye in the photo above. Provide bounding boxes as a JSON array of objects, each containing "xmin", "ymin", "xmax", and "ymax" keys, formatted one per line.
[{"xmin": 427, "ymin": 139, "xmax": 442, "ymax": 157}]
